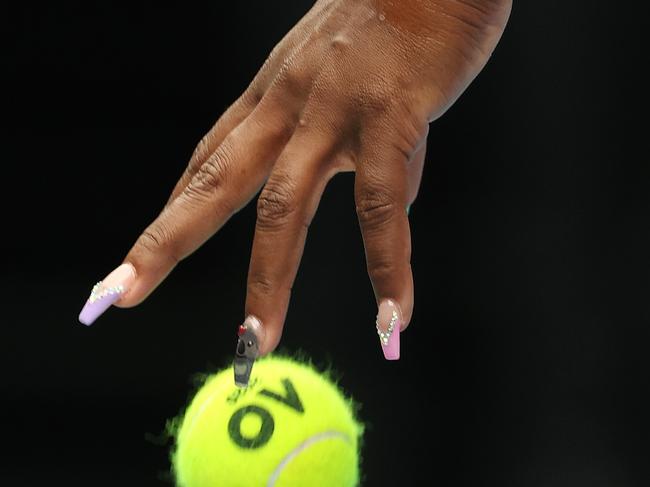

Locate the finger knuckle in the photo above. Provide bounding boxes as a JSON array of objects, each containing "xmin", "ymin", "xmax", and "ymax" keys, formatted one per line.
[
  {"xmin": 137, "ymin": 222, "xmax": 180, "ymax": 264},
  {"xmin": 237, "ymin": 83, "xmax": 265, "ymax": 110},
  {"xmin": 191, "ymin": 133, "xmax": 213, "ymax": 164},
  {"xmin": 265, "ymin": 43, "xmax": 284, "ymax": 69},
  {"xmin": 184, "ymin": 147, "xmax": 233, "ymax": 200},
  {"xmin": 356, "ymin": 190, "xmax": 398, "ymax": 229},
  {"xmin": 248, "ymin": 272, "xmax": 276, "ymax": 298},
  {"xmin": 278, "ymin": 61, "xmax": 310, "ymax": 98},
  {"xmin": 329, "ymin": 33, "xmax": 352, "ymax": 53},
  {"xmin": 246, "ymin": 87, "xmax": 265, "ymax": 106},
  {"xmin": 355, "ymin": 83, "xmax": 398, "ymax": 117},
  {"xmin": 367, "ymin": 258, "xmax": 398, "ymax": 284},
  {"xmin": 256, "ymin": 175, "xmax": 299, "ymax": 230}
]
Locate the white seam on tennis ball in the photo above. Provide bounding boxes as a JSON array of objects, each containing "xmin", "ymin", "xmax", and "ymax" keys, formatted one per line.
[
  {"xmin": 267, "ymin": 431, "xmax": 352, "ymax": 487},
  {"xmin": 184, "ymin": 382, "xmax": 228, "ymax": 439}
]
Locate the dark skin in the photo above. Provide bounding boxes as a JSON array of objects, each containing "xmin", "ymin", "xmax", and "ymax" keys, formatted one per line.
[{"xmin": 111, "ymin": 0, "xmax": 513, "ymax": 353}]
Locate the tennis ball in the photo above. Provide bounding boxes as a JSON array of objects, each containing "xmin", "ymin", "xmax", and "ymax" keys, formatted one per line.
[{"xmin": 171, "ymin": 355, "xmax": 364, "ymax": 487}]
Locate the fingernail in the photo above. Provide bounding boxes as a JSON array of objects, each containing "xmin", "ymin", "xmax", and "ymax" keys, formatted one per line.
[
  {"xmin": 376, "ymin": 299, "xmax": 402, "ymax": 360},
  {"xmin": 234, "ymin": 316, "xmax": 264, "ymax": 388},
  {"xmin": 78, "ymin": 263, "xmax": 136, "ymax": 326},
  {"xmin": 406, "ymin": 204, "xmax": 411, "ymax": 216}
]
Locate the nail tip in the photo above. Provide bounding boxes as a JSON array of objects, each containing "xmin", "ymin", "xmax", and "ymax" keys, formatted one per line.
[
  {"xmin": 78, "ymin": 316, "xmax": 94, "ymax": 326},
  {"xmin": 78, "ymin": 303, "xmax": 96, "ymax": 326},
  {"xmin": 382, "ymin": 349, "xmax": 401, "ymax": 360},
  {"xmin": 78, "ymin": 296, "xmax": 118, "ymax": 326}
]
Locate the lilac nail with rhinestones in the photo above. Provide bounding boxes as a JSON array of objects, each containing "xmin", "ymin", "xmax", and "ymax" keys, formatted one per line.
[{"xmin": 78, "ymin": 263, "xmax": 136, "ymax": 325}]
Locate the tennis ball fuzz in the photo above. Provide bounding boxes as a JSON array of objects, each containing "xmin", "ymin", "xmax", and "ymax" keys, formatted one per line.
[{"xmin": 172, "ymin": 356, "xmax": 364, "ymax": 487}]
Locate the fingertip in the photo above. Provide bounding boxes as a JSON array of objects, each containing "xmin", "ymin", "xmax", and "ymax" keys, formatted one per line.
[
  {"xmin": 255, "ymin": 318, "xmax": 281, "ymax": 357},
  {"xmin": 244, "ymin": 280, "xmax": 291, "ymax": 356},
  {"xmin": 116, "ymin": 235, "xmax": 180, "ymax": 308},
  {"xmin": 398, "ymin": 269, "xmax": 415, "ymax": 332}
]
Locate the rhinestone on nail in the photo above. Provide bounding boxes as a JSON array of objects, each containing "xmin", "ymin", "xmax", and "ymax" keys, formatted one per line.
[
  {"xmin": 376, "ymin": 309, "xmax": 398, "ymax": 347},
  {"xmin": 88, "ymin": 281, "xmax": 125, "ymax": 303}
]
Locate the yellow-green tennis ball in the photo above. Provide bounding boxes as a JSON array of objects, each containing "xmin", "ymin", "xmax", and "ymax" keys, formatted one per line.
[{"xmin": 171, "ymin": 355, "xmax": 364, "ymax": 487}]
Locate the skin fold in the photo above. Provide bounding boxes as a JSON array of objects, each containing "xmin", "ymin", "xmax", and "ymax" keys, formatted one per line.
[{"xmin": 103, "ymin": 0, "xmax": 513, "ymax": 354}]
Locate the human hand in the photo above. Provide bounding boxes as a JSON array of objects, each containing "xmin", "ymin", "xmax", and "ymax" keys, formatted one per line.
[{"xmin": 79, "ymin": 0, "xmax": 512, "ymax": 384}]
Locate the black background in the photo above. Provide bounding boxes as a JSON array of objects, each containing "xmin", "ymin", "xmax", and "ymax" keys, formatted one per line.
[{"xmin": 2, "ymin": 1, "xmax": 648, "ymax": 485}]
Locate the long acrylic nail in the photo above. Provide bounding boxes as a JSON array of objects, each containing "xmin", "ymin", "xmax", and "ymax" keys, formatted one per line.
[
  {"xmin": 376, "ymin": 299, "xmax": 402, "ymax": 360},
  {"xmin": 234, "ymin": 316, "xmax": 264, "ymax": 388},
  {"xmin": 78, "ymin": 263, "xmax": 136, "ymax": 326}
]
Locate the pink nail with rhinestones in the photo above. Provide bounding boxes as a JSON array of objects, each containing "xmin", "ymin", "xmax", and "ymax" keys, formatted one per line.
[
  {"xmin": 376, "ymin": 299, "xmax": 402, "ymax": 360},
  {"xmin": 78, "ymin": 263, "xmax": 136, "ymax": 326}
]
